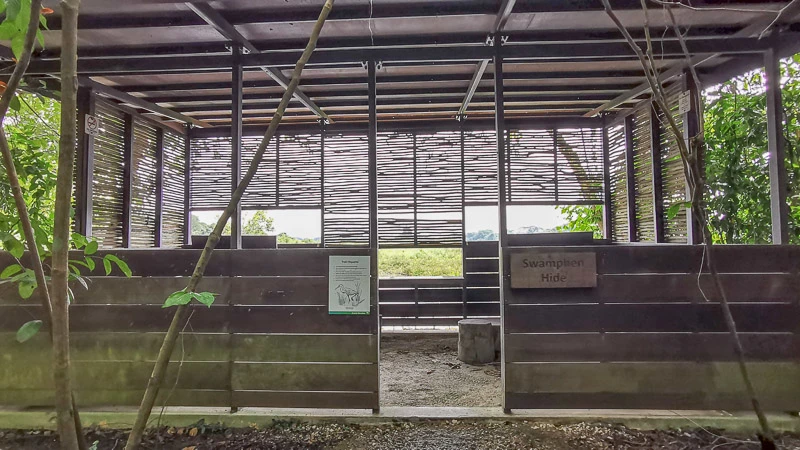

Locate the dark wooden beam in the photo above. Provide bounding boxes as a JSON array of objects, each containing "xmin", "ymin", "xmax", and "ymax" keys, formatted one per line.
[
  {"xmin": 186, "ymin": 2, "xmax": 330, "ymax": 121},
  {"xmin": 587, "ymin": 4, "xmax": 800, "ymax": 117},
  {"xmin": 682, "ymin": 72, "xmax": 703, "ymax": 245},
  {"xmin": 75, "ymin": 86, "xmax": 95, "ymax": 237},
  {"xmin": 650, "ymin": 102, "xmax": 665, "ymax": 243},
  {"xmin": 765, "ymin": 41, "xmax": 789, "ymax": 244},
  {"xmin": 122, "ymin": 113, "xmax": 134, "ymax": 248},
  {"xmin": 367, "ymin": 59, "xmax": 379, "ymax": 388},
  {"xmin": 602, "ymin": 119, "xmax": 613, "ymax": 240},
  {"xmin": 231, "ymin": 44, "xmax": 243, "ymax": 250},
  {"xmin": 154, "ymin": 128, "xmax": 165, "ymax": 247},
  {"xmin": 624, "ymin": 114, "xmax": 637, "ymax": 242},
  {"xmin": 78, "ymin": 77, "xmax": 212, "ymax": 128}
]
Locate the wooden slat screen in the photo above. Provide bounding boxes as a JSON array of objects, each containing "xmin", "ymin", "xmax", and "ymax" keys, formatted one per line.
[
  {"xmin": 632, "ymin": 107, "xmax": 656, "ymax": 241},
  {"xmin": 278, "ymin": 134, "xmax": 322, "ymax": 207},
  {"xmin": 503, "ymin": 245, "xmax": 800, "ymax": 411},
  {"xmin": 129, "ymin": 120, "xmax": 158, "ymax": 248},
  {"xmin": 0, "ymin": 249, "xmax": 379, "ymax": 410},
  {"xmin": 240, "ymin": 135, "xmax": 277, "ymax": 209},
  {"xmin": 463, "ymin": 129, "xmax": 498, "ymax": 205},
  {"xmin": 189, "ymin": 136, "xmax": 231, "ymax": 210},
  {"xmin": 661, "ymin": 83, "xmax": 689, "ymax": 243},
  {"xmin": 162, "ymin": 130, "xmax": 186, "ymax": 247},
  {"xmin": 377, "ymin": 132, "xmax": 415, "ymax": 245},
  {"xmin": 324, "ymin": 132, "xmax": 370, "ymax": 246},
  {"xmin": 608, "ymin": 124, "xmax": 629, "ymax": 242},
  {"xmin": 507, "ymin": 128, "xmax": 604, "ymax": 204},
  {"xmin": 91, "ymin": 102, "xmax": 126, "ymax": 248}
]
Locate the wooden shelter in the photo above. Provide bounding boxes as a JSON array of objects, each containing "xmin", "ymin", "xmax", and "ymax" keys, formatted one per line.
[{"xmin": 2, "ymin": 0, "xmax": 800, "ymax": 413}]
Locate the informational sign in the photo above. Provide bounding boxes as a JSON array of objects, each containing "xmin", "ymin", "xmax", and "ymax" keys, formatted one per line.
[
  {"xmin": 329, "ymin": 255, "xmax": 371, "ymax": 315},
  {"xmin": 510, "ymin": 252, "xmax": 597, "ymax": 289},
  {"xmin": 85, "ymin": 114, "xmax": 99, "ymax": 136},
  {"xmin": 678, "ymin": 90, "xmax": 692, "ymax": 114}
]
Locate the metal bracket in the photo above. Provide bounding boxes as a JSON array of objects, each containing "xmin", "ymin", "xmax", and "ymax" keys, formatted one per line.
[
  {"xmin": 485, "ymin": 35, "xmax": 495, "ymax": 46},
  {"xmin": 501, "ymin": 35, "xmax": 509, "ymax": 45},
  {"xmin": 318, "ymin": 117, "xmax": 330, "ymax": 126},
  {"xmin": 362, "ymin": 60, "xmax": 384, "ymax": 71},
  {"xmin": 455, "ymin": 113, "xmax": 468, "ymax": 122}
]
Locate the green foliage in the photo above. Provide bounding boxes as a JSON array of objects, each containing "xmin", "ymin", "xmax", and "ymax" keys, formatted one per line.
[
  {"xmin": 277, "ymin": 233, "xmax": 317, "ymax": 244},
  {"xmin": 557, "ymin": 205, "xmax": 603, "ymax": 239},
  {"xmin": 242, "ymin": 210, "xmax": 274, "ymax": 235},
  {"xmin": 703, "ymin": 56, "xmax": 800, "ymax": 243},
  {"xmin": 466, "ymin": 229, "xmax": 497, "ymax": 241},
  {"xmin": 15, "ymin": 319, "xmax": 41, "ymax": 343},
  {"xmin": 163, "ymin": 289, "xmax": 217, "ymax": 308},
  {"xmin": 378, "ymin": 248, "xmax": 462, "ymax": 277},
  {"xmin": 0, "ymin": 0, "xmax": 49, "ymax": 59}
]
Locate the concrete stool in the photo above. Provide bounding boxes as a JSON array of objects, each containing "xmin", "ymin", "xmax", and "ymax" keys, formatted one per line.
[{"xmin": 458, "ymin": 319, "xmax": 496, "ymax": 365}]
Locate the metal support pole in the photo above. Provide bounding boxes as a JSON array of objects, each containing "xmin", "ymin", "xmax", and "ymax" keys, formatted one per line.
[
  {"xmin": 184, "ymin": 125, "xmax": 192, "ymax": 246},
  {"xmin": 320, "ymin": 120, "xmax": 326, "ymax": 248},
  {"xmin": 231, "ymin": 44, "xmax": 243, "ymax": 249},
  {"xmin": 601, "ymin": 118, "xmax": 613, "ymax": 241},
  {"xmin": 121, "ymin": 113, "xmax": 134, "ymax": 248},
  {"xmin": 367, "ymin": 59, "xmax": 380, "ymax": 414},
  {"xmin": 624, "ymin": 114, "xmax": 637, "ymax": 242},
  {"xmin": 459, "ymin": 119, "xmax": 468, "ymax": 319},
  {"xmin": 494, "ymin": 35, "xmax": 510, "ymax": 414},
  {"xmin": 75, "ymin": 86, "xmax": 95, "ymax": 237},
  {"xmin": 650, "ymin": 102, "xmax": 665, "ymax": 243},
  {"xmin": 765, "ymin": 43, "xmax": 789, "ymax": 244},
  {"xmin": 154, "ymin": 128, "xmax": 164, "ymax": 247}
]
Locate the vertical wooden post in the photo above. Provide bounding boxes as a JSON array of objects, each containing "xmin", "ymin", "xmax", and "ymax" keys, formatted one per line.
[
  {"xmin": 459, "ymin": 120, "xmax": 468, "ymax": 319},
  {"xmin": 121, "ymin": 113, "xmax": 134, "ymax": 248},
  {"xmin": 154, "ymin": 128, "xmax": 164, "ymax": 247},
  {"xmin": 765, "ymin": 43, "xmax": 789, "ymax": 244},
  {"xmin": 552, "ymin": 128, "xmax": 559, "ymax": 202},
  {"xmin": 624, "ymin": 114, "xmax": 637, "ymax": 242},
  {"xmin": 682, "ymin": 72, "xmax": 703, "ymax": 245},
  {"xmin": 75, "ymin": 86, "xmax": 95, "ymax": 237},
  {"xmin": 230, "ymin": 44, "xmax": 243, "ymax": 249},
  {"xmin": 183, "ymin": 124, "xmax": 192, "ymax": 246},
  {"xmin": 494, "ymin": 35, "xmax": 510, "ymax": 414},
  {"xmin": 367, "ymin": 59, "xmax": 380, "ymax": 414},
  {"xmin": 412, "ymin": 133, "xmax": 418, "ymax": 246},
  {"xmin": 320, "ymin": 120, "xmax": 326, "ymax": 248},
  {"xmin": 601, "ymin": 118, "xmax": 613, "ymax": 241},
  {"xmin": 650, "ymin": 102, "xmax": 665, "ymax": 243}
]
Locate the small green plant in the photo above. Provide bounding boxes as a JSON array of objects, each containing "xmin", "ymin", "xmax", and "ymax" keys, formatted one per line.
[{"xmin": 163, "ymin": 289, "xmax": 217, "ymax": 308}]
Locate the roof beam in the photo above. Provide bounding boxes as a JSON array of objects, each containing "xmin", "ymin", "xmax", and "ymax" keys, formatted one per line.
[
  {"xmin": 185, "ymin": 2, "xmax": 330, "ymax": 122},
  {"xmin": 79, "ymin": 77, "xmax": 212, "ymax": 128},
  {"xmin": 586, "ymin": 0, "xmax": 800, "ymax": 117},
  {"xmin": 458, "ymin": 0, "xmax": 516, "ymax": 117}
]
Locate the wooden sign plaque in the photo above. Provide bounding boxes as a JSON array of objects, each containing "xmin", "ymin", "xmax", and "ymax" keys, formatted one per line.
[{"xmin": 510, "ymin": 252, "xmax": 597, "ymax": 289}]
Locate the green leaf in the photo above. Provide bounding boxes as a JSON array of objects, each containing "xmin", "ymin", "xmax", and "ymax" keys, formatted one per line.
[
  {"xmin": 35, "ymin": 28, "xmax": 44, "ymax": 49},
  {"xmin": 16, "ymin": 319, "xmax": 42, "ymax": 343},
  {"xmin": 102, "ymin": 257, "xmax": 111, "ymax": 276},
  {"xmin": 4, "ymin": 236, "xmax": 24, "ymax": 259},
  {"xmin": 0, "ymin": 21, "xmax": 16, "ymax": 40},
  {"xmin": 18, "ymin": 280, "xmax": 35, "ymax": 299},
  {"xmin": 192, "ymin": 291, "xmax": 217, "ymax": 307},
  {"xmin": 163, "ymin": 290, "xmax": 193, "ymax": 308},
  {"xmin": 667, "ymin": 201, "xmax": 692, "ymax": 220},
  {"xmin": 8, "ymin": 94, "xmax": 20, "ymax": 112},
  {"xmin": 0, "ymin": 264, "xmax": 23, "ymax": 278},
  {"xmin": 71, "ymin": 233, "xmax": 87, "ymax": 249},
  {"xmin": 104, "ymin": 254, "xmax": 132, "ymax": 277},
  {"xmin": 85, "ymin": 257, "xmax": 95, "ymax": 271},
  {"xmin": 84, "ymin": 240, "xmax": 98, "ymax": 255},
  {"xmin": 10, "ymin": 34, "xmax": 24, "ymax": 61}
]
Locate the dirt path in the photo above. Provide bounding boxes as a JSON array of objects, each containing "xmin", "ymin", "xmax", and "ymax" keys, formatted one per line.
[
  {"xmin": 3, "ymin": 422, "xmax": 799, "ymax": 450},
  {"xmin": 380, "ymin": 333, "xmax": 501, "ymax": 408}
]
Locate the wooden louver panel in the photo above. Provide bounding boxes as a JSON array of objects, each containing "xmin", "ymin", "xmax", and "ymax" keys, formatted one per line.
[
  {"xmin": 129, "ymin": 120, "xmax": 158, "ymax": 248},
  {"xmin": 463, "ymin": 129, "xmax": 498, "ymax": 205},
  {"xmin": 377, "ymin": 132, "xmax": 415, "ymax": 245},
  {"xmin": 91, "ymin": 102, "xmax": 126, "ymax": 248},
  {"xmin": 189, "ymin": 136, "xmax": 231, "ymax": 210},
  {"xmin": 324, "ymin": 132, "xmax": 370, "ymax": 246},
  {"xmin": 633, "ymin": 107, "xmax": 656, "ymax": 242},
  {"xmin": 162, "ymin": 130, "xmax": 186, "ymax": 247},
  {"xmin": 556, "ymin": 128, "xmax": 604, "ymax": 203},
  {"xmin": 278, "ymin": 134, "xmax": 322, "ymax": 207},
  {"xmin": 240, "ymin": 135, "xmax": 276, "ymax": 209},
  {"xmin": 415, "ymin": 131, "xmax": 462, "ymax": 246},
  {"xmin": 661, "ymin": 83, "xmax": 689, "ymax": 243},
  {"xmin": 608, "ymin": 124, "xmax": 629, "ymax": 242}
]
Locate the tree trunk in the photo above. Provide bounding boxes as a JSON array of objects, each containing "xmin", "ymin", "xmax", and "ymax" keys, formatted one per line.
[
  {"xmin": 123, "ymin": 1, "xmax": 336, "ymax": 448},
  {"xmin": 51, "ymin": 1, "xmax": 82, "ymax": 449}
]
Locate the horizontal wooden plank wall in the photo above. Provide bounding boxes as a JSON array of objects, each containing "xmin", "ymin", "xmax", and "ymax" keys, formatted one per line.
[
  {"xmin": 0, "ymin": 249, "xmax": 378, "ymax": 410},
  {"xmin": 503, "ymin": 244, "xmax": 800, "ymax": 411}
]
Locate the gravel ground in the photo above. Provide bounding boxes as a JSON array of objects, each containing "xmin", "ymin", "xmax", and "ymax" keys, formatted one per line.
[
  {"xmin": 3, "ymin": 421, "xmax": 800, "ymax": 450},
  {"xmin": 380, "ymin": 333, "xmax": 501, "ymax": 407}
]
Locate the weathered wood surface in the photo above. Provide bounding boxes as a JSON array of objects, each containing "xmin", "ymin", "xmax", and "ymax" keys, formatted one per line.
[
  {"xmin": 0, "ymin": 248, "xmax": 379, "ymax": 410},
  {"xmin": 503, "ymin": 244, "xmax": 800, "ymax": 411}
]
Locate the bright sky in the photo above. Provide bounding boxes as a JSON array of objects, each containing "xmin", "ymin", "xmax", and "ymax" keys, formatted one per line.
[{"xmin": 196, "ymin": 206, "xmax": 566, "ymax": 239}]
